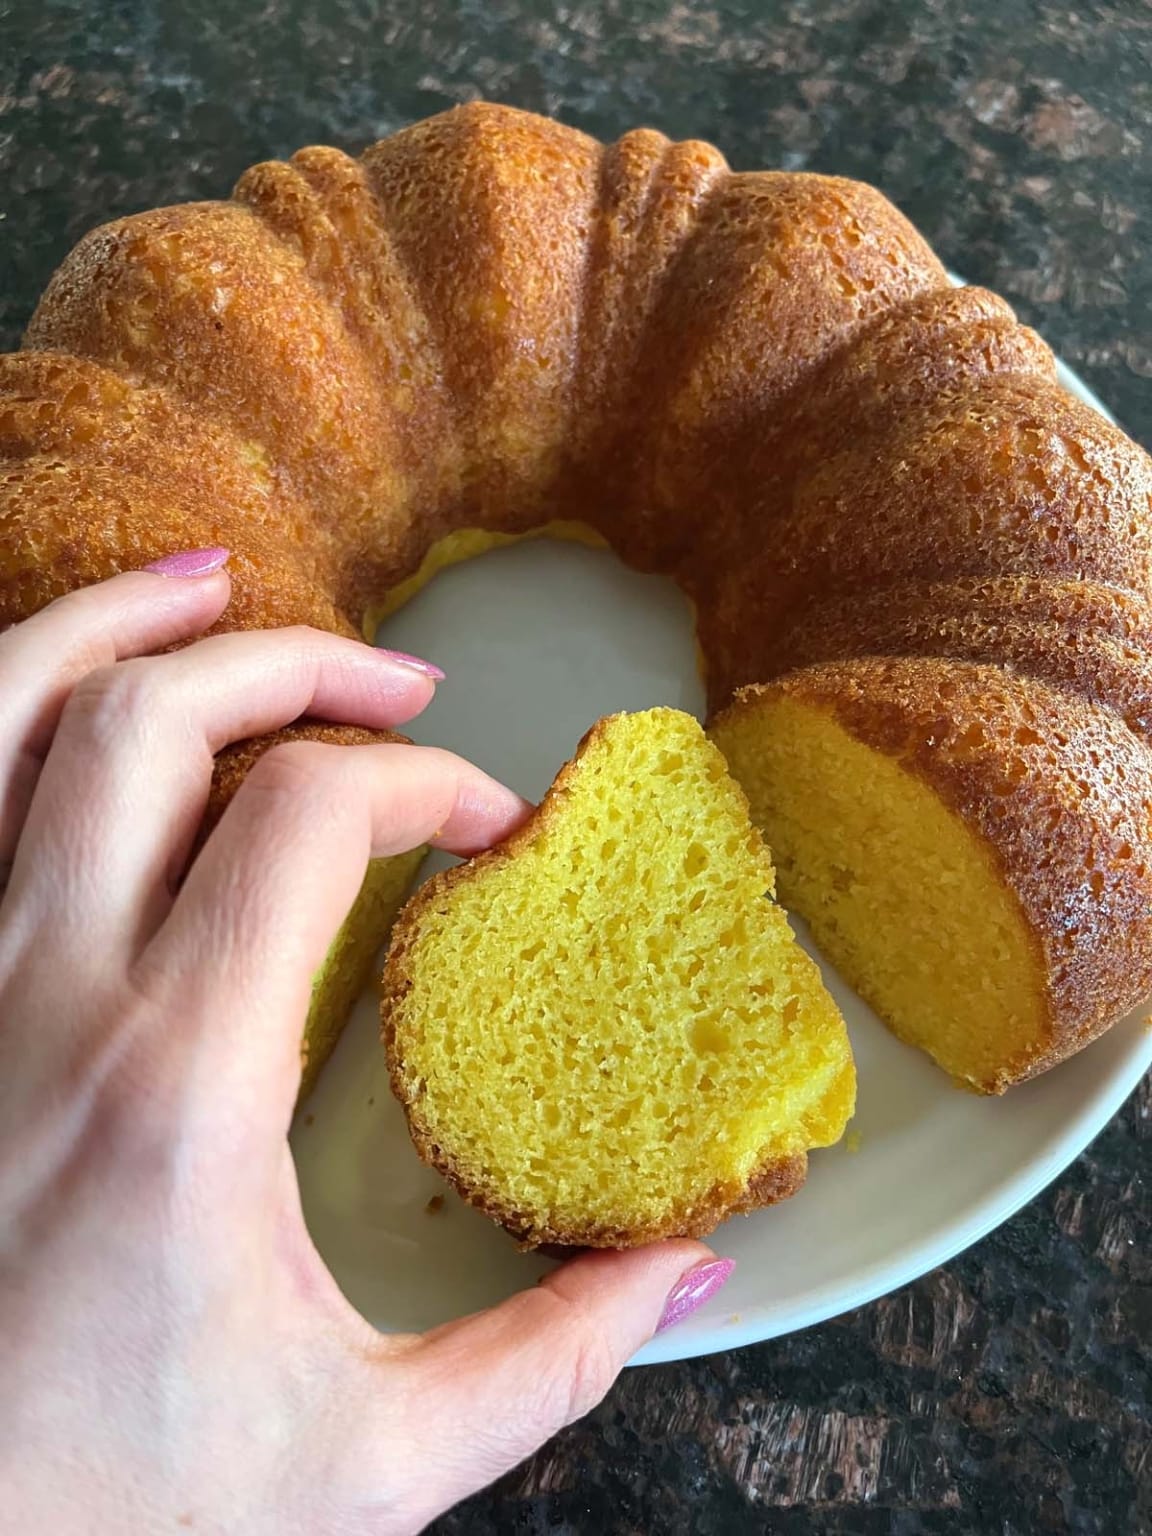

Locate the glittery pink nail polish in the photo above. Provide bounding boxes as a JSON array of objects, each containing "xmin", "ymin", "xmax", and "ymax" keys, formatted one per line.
[
  {"xmin": 143, "ymin": 546, "xmax": 231, "ymax": 577},
  {"xmin": 656, "ymin": 1258, "xmax": 735, "ymax": 1334},
  {"xmin": 376, "ymin": 648, "xmax": 446, "ymax": 681}
]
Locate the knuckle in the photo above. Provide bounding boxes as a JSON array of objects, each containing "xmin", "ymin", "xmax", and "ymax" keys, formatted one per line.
[
  {"xmin": 277, "ymin": 626, "xmax": 364, "ymax": 690},
  {"xmin": 90, "ymin": 1010, "xmax": 174, "ymax": 1134},
  {"xmin": 243, "ymin": 739, "xmax": 334, "ymax": 802},
  {"xmin": 26, "ymin": 973, "xmax": 179, "ymax": 1165},
  {"xmin": 281, "ymin": 623, "xmax": 334, "ymax": 655},
  {"xmin": 87, "ymin": 975, "xmax": 220, "ymax": 1194},
  {"xmin": 527, "ymin": 1287, "xmax": 622, "ymax": 1429},
  {"xmin": 0, "ymin": 613, "xmax": 30, "ymax": 657},
  {"xmin": 63, "ymin": 659, "xmax": 165, "ymax": 745},
  {"xmin": 561, "ymin": 1326, "xmax": 621, "ymax": 1424}
]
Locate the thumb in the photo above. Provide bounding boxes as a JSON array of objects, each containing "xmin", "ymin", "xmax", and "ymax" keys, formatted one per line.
[{"xmin": 378, "ymin": 1241, "xmax": 734, "ymax": 1524}]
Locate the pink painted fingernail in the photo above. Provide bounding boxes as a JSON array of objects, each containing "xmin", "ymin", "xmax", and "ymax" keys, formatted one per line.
[
  {"xmin": 143, "ymin": 547, "xmax": 231, "ymax": 578},
  {"xmin": 376, "ymin": 648, "xmax": 445, "ymax": 682},
  {"xmin": 657, "ymin": 1258, "xmax": 735, "ymax": 1334}
]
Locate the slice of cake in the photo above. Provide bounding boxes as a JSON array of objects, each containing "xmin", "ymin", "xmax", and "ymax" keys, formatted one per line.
[{"xmin": 381, "ymin": 708, "xmax": 854, "ymax": 1248}]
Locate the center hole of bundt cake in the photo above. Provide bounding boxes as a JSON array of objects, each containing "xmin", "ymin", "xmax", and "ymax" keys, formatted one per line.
[{"xmin": 371, "ymin": 533, "xmax": 705, "ymax": 808}]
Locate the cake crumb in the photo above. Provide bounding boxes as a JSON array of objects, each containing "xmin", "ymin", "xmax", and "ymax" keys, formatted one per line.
[
  {"xmin": 367, "ymin": 1096, "xmax": 376, "ymax": 1107},
  {"xmin": 425, "ymin": 1194, "xmax": 445, "ymax": 1215},
  {"xmin": 845, "ymin": 1128, "xmax": 862, "ymax": 1154}
]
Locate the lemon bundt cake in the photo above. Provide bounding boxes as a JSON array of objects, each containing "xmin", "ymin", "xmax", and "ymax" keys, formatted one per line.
[
  {"xmin": 381, "ymin": 710, "xmax": 854, "ymax": 1247},
  {"xmin": 2, "ymin": 102, "xmax": 1151, "ymax": 1096}
]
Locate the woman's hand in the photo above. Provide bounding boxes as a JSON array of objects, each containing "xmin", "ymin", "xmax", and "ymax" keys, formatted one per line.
[{"xmin": 0, "ymin": 553, "xmax": 730, "ymax": 1535}]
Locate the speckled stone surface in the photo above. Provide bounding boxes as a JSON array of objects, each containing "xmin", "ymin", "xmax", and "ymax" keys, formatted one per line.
[{"xmin": 1, "ymin": 2, "xmax": 1149, "ymax": 1531}]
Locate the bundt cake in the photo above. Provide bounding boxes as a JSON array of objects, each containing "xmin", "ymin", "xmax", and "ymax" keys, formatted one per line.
[
  {"xmin": 381, "ymin": 709, "xmax": 854, "ymax": 1247},
  {"xmin": 2, "ymin": 101, "xmax": 1151, "ymax": 1100}
]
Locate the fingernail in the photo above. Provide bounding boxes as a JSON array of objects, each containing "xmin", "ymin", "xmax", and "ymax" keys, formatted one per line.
[
  {"xmin": 376, "ymin": 648, "xmax": 445, "ymax": 682},
  {"xmin": 143, "ymin": 546, "xmax": 231, "ymax": 578},
  {"xmin": 657, "ymin": 1257, "xmax": 735, "ymax": 1334}
]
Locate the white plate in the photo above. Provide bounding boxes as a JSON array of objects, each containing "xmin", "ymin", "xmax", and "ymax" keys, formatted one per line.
[{"xmin": 290, "ymin": 353, "xmax": 1152, "ymax": 1366}]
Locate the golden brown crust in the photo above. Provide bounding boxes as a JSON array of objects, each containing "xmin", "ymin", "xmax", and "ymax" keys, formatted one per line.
[
  {"xmin": 3, "ymin": 102, "xmax": 969, "ymax": 625},
  {"xmin": 768, "ymin": 575, "xmax": 1152, "ymax": 672},
  {"xmin": 0, "ymin": 351, "xmax": 358, "ymax": 635},
  {"xmin": 381, "ymin": 715, "xmax": 816, "ymax": 1247},
  {"xmin": 762, "ymin": 601, "xmax": 1152, "ymax": 738},
  {"xmin": 611, "ymin": 172, "xmax": 947, "ymax": 570},
  {"xmin": 699, "ymin": 372, "xmax": 1152, "ymax": 706},
  {"xmin": 680, "ymin": 285, "xmax": 1055, "ymax": 587}
]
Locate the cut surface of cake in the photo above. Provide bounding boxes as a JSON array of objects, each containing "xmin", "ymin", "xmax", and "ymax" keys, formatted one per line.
[{"xmin": 381, "ymin": 708, "xmax": 855, "ymax": 1247}]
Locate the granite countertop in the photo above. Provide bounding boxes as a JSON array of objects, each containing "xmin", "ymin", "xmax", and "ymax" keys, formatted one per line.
[{"xmin": 1, "ymin": 2, "xmax": 1149, "ymax": 1531}]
